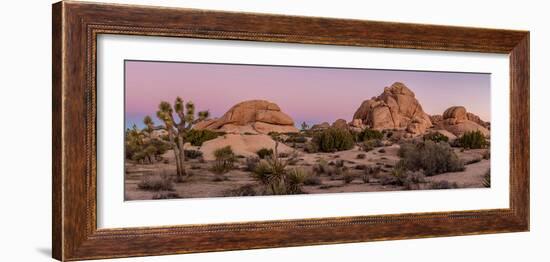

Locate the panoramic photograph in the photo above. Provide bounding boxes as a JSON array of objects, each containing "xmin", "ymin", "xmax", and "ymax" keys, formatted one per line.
[{"xmin": 124, "ymin": 60, "xmax": 491, "ymax": 201}]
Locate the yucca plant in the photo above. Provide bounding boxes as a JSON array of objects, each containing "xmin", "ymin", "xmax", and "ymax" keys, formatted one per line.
[
  {"xmin": 483, "ymin": 169, "xmax": 491, "ymax": 188},
  {"xmin": 252, "ymin": 142, "xmax": 307, "ymax": 195}
]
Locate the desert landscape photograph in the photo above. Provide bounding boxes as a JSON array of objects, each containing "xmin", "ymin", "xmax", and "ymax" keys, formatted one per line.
[{"xmin": 124, "ymin": 61, "xmax": 491, "ymax": 201}]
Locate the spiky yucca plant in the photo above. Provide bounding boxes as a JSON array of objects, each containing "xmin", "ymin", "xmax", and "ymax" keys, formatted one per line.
[
  {"xmin": 252, "ymin": 142, "xmax": 307, "ymax": 195},
  {"xmin": 151, "ymin": 97, "xmax": 209, "ymax": 178}
]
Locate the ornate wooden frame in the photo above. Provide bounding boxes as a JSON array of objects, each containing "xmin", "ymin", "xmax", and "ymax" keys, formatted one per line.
[{"xmin": 52, "ymin": 1, "xmax": 529, "ymax": 261}]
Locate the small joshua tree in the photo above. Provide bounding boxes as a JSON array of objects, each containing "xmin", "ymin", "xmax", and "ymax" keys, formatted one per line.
[
  {"xmin": 143, "ymin": 115, "xmax": 155, "ymax": 133},
  {"xmin": 151, "ymin": 97, "xmax": 210, "ymax": 179}
]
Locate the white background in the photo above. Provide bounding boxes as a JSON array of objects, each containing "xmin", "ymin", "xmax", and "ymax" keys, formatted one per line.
[
  {"xmin": 0, "ymin": 0, "xmax": 547, "ymax": 261},
  {"xmin": 98, "ymin": 35, "xmax": 509, "ymax": 228}
]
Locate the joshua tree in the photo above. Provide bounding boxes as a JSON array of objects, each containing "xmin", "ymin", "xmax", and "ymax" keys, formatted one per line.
[
  {"xmin": 143, "ymin": 115, "xmax": 155, "ymax": 133},
  {"xmin": 300, "ymin": 121, "xmax": 309, "ymax": 131},
  {"xmin": 151, "ymin": 97, "xmax": 209, "ymax": 178}
]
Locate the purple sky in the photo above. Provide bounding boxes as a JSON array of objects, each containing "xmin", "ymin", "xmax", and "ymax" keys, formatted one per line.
[{"xmin": 125, "ymin": 60, "xmax": 490, "ymax": 129}]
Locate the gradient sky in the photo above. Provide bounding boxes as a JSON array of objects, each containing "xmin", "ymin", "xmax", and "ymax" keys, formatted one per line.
[{"xmin": 125, "ymin": 60, "xmax": 490, "ymax": 129}]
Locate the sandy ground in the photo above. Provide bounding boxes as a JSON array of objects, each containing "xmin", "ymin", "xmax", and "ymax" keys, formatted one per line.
[{"xmin": 125, "ymin": 142, "xmax": 490, "ymax": 201}]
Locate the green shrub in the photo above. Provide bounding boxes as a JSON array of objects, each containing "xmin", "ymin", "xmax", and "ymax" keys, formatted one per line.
[
  {"xmin": 304, "ymin": 141, "xmax": 319, "ymax": 153},
  {"xmin": 356, "ymin": 129, "xmax": 384, "ymax": 142},
  {"xmin": 360, "ymin": 139, "xmax": 383, "ymax": 152},
  {"xmin": 214, "ymin": 146, "xmax": 235, "ymax": 160},
  {"xmin": 185, "ymin": 129, "xmax": 221, "ymax": 146},
  {"xmin": 210, "ymin": 146, "xmax": 236, "ymax": 174},
  {"xmin": 184, "ymin": 149, "xmax": 203, "ymax": 159},
  {"xmin": 423, "ymin": 132, "xmax": 449, "ymax": 143},
  {"xmin": 458, "ymin": 130, "xmax": 488, "ymax": 149},
  {"xmin": 125, "ymin": 127, "xmax": 171, "ymax": 164},
  {"xmin": 256, "ymin": 148, "xmax": 274, "ymax": 159},
  {"xmin": 398, "ymin": 141, "xmax": 465, "ymax": 176},
  {"xmin": 380, "ymin": 168, "xmax": 425, "ymax": 187},
  {"xmin": 312, "ymin": 128, "xmax": 355, "ymax": 152}
]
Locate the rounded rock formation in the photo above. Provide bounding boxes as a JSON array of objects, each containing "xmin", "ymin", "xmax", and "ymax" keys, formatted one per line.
[
  {"xmin": 433, "ymin": 106, "xmax": 490, "ymax": 137},
  {"xmin": 331, "ymin": 119, "xmax": 349, "ymax": 129},
  {"xmin": 194, "ymin": 100, "xmax": 299, "ymax": 134},
  {"xmin": 352, "ymin": 82, "xmax": 432, "ymax": 134}
]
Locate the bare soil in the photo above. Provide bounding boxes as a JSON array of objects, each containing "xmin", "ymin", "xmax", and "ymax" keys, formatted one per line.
[{"xmin": 124, "ymin": 143, "xmax": 490, "ymax": 201}]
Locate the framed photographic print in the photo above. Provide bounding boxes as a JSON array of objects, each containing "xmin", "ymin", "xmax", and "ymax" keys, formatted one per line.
[{"xmin": 52, "ymin": 1, "xmax": 529, "ymax": 261}]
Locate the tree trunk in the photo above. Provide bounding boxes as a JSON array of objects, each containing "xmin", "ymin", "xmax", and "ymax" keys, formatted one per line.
[
  {"xmin": 167, "ymin": 130, "xmax": 183, "ymax": 177},
  {"xmin": 176, "ymin": 134, "xmax": 187, "ymax": 177}
]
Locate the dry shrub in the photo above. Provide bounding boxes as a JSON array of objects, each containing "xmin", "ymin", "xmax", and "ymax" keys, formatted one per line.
[
  {"xmin": 137, "ymin": 174, "xmax": 174, "ymax": 191},
  {"xmin": 343, "ymin": 172, "xmax": 356, "ymax": 184},
  {"xmin": 152, "ymin": 192, "xmax": 180, "ymax": 199},
  {"xmin": 398, "ymin": 141, "xmax": 464, "ymax": 176},
  {"xmin": 428, "ymin": 180, "xmax": 459, "ymax": 189},
  {"xmin": 223, "ymin": 184, "xmax": 257, "ymax": 197},
  {"xmin": 303, "ymin": 175, "xmax": 322, "ymax": 186}
]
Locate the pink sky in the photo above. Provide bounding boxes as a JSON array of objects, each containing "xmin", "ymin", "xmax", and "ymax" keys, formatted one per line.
[{"xmin": 125, "ymin": 60, "xmax": 490, "ymax": 129}]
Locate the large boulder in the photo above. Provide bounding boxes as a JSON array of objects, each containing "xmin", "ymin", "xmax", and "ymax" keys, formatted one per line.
[
  {"xmin": 466, "ymin": 112, "xmax": 490, "ymax": 129},
  {"xmin": 331, "ymin": 119, "xmax": 349, "ymax": 129},
  {"xmin": 200, "ymin": 134, "xmax": 294, "ymax": 161},
  {"xmin": 194, "ymin": 100, "xmax": 299, "ymax": 134},
  {"xmin": 352, "ymin": 82, "xmax": 432, "ymax": 134},
  {"xmin": 433, "ymin": 106, "xmax": 490, "ymax": 137}
]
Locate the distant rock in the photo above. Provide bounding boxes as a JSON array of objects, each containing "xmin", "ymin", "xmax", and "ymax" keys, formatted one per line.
[
  {"xmin": 331, "ymin": 119, "xmax": 349, "ymax": 129},
  {"xmin": 352, "ymin": 82, "xmax": 432, "ymax": 134},
  {"xmin": 194, "ymin": 100, "xmax": 299, "ymax": 134},
  {"xmin": 433, "ymin": 106, "xmax": 490, "ymax": 137},
  {"xmin": 149, "ymin": 129, "xmax": 168, "ymax": 140},
  {"xmin": 466, "ymin": 112, "xmax": 490, "ymax": 129},
  {"xmin": 311, "ymin": 122, "xmax": 330, "ymax": 130},
  {"xmin": 430, "ymin": 115, "xmax": 443, "ymax": 124}
]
